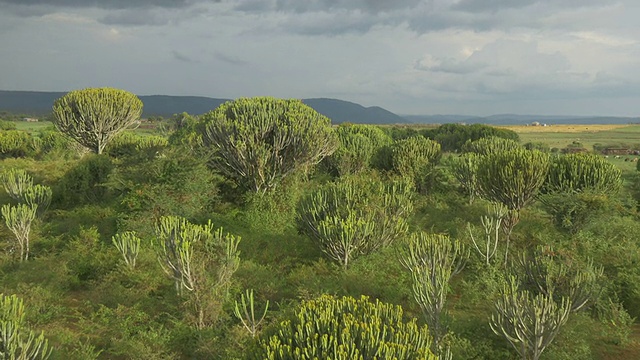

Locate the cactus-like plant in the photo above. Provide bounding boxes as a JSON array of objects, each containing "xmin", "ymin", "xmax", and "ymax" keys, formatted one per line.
[
  {"xmin": 449, "ymin": 153, "xmax": 480, "ymax": 204},
  {"xmin": 112, "ymin": 231, "xmax": 141, "ymax": 270},
  {"xmin": 1, "ymin": 204, "xmax": 37, "ymax": 261},
  {"xmin": 52, "ymin": 88, "xmax": 143, "ymax": 154},
  {"xmin": 398, "ymin": 232, "xmax": 468, "ymax": 353},
  {"xmin": 519, "ymin": 246, "xmax": 604, "ymax": 312},
  {"xmin": 20, "ymin": 185, "xmax": 52, "ymax": 219},
  {"xmin": 255, "ymin": 294, "xmax": 437, "ymax": 360},
  {"xmin": 199, "ymin": 97, "xmax": 338, "ymax": 193},
  {"xmin": 0, "ymin": 294, "xmax": 52, "ymax": 359},
  {"xmin": 297, "ymin": 176, "xmax": 413, "ymax": 269},
  {"xmin": 1, "ymin": 169, "xmax": 33, "ymax": 201},
  {"xmin": 391, "ymin": 136, "xmax": 441, "ymax": 193},
  {"xmin": 462, "ymin": 136, "xmax": 521, "ymax": 155},
  {"xmin": 490, "ymin": 277, "xmax": 571, "ymax": 360},
  {"xmin": 467, "ymin": 202, "xmax": 508, "ymax": 265},
  {"xmin": 542, "ymin": 153, "xmax": 622, "ymax": 195},
  {"xmin": 233, "ymin": 289, "xmax": 269, "ymax": 338},
  {"xmin": 476, "ymin": 149, "xmax": 550, "ymax": 265},
  {"xmin": 152, "ymin": 216, "xmax": 241, "ymax": 328}
]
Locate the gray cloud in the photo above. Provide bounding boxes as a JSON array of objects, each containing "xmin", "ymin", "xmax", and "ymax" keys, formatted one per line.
[
  {"xmin": 172, "ymin": 51, "xmax": 196, "ymax": 63},
  {"xmin": 214, "ymin": 52, "xmax": 248, "ymax": 66},
  {"xmin": 0, "ymin": 0, "xmax": 192, "ymax": 9}
]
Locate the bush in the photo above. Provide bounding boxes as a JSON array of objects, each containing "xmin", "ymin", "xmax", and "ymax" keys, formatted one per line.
[
  {"xmin": 105, "ymin": 132, "xmax": 168, "ymax": 159},
  {"xmin": 253, "ymin": 294, "xmax": 437, "ymax": 359},
  {"xmin": 324, "ymin": 124, "xmax": 392, "ymax": 176},
  {"xmin": 0, "ymin": 130, "xmax": 37, "ymax": 159},
  {"xmin": 297, "ymin": 176, "xmax": 413, "ymax": 269},
  {"xmin": 462, "ymin": 136, "xmax": 521, "ymax": 155},
  {"xmin": 422, "ymin": 123, "xmax": 519, "ymax": 152},
  {"xmin": 391, "ymin": 136, "xmax": 441, "ymax": 193},
  {"xmin": 54, "ymin": 154, "xmax": 114, "ymax": 207}
]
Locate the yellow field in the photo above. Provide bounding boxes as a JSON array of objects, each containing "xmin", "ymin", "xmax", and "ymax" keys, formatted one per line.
[{"xmin": 498, "ymin": 124, "xmax": 632, "ymax": 133}]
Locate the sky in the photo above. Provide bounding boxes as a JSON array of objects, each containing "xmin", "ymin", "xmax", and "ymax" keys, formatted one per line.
[{"xmin": 0, "ymin": 0, "xmax": 639, "ymax": 116}]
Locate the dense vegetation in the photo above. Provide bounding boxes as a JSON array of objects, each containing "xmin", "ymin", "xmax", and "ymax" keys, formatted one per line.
[{"xmin": 0, "ymin": 91, "xmax": 639, "ymax": 359}]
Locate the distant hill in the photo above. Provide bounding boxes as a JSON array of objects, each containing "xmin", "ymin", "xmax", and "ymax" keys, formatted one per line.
[
  {"xmin": 404, "ymin": 114, "xmax": 640, "ymax": 125},
  {"xmin": 0, "ymin": 90, "xmax": 407, "ymax": 125}
]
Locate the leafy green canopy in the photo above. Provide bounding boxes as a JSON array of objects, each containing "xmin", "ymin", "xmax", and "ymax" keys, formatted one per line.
[
  {"xmin": 200, "ymin": 97, "xmax": 338, "ymax": 193},
  {"xmin": 255, "ymin": 294, "xmax": 436, "ymax": 360},
  {"xmin": 462, "ymin": 136, "xmax": 521, "ymax": 156},
  {"xmin": 52, "ymin": 88, "xmax": 143, "ymax": 154},
  {"xmin": 325, "ymin": 124, "xmax": 392, "ymax": 176}
]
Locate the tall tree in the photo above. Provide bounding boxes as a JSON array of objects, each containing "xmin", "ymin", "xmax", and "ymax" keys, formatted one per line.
[
  {"xmin": 199, "ymin": 97, "xmax": 338, "ymax": 194},
  {"xmin": 52, "ymin": 88, "xmax": 143, "ymax": 154}
]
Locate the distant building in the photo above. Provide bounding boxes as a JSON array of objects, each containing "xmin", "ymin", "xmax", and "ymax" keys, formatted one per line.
[{"xmin": 23, "ymin": 117, "xmax": 38, "ymax": 122}]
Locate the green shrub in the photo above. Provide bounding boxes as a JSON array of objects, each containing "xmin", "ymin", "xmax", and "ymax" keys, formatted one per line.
[
  {"xmin": 254, "ymin": 294, "xmax": 437, "ymax": 359},
  {"xmin": 422, "ymin": 123, "xmax": 519, "ymax": 152},
  {"xmin": 543, "ymin": 153, "xmax": 622, "ymax": 195},
  {"xmin": 297, "ymin": 176, "xmax": 413, "ymax": 269},
  {"xmin": 462, "ymin": 136, "xmax": 521, "ymax": 156},
  {"xmin": 0, "ymin": 120, "xmax": 16, "ymax": 130},
  {"xmin": 391, "ymin": 136, "xmax": 441, "ymax": 193},
  {"xmin": 105, "ymin": 132, "xmax": 168, "ymax": 159},
  {"xmin": 0, "ymin": 130, "xmax": 37, "ymax": 159},
  {"xmin": 54, "ymin": 154, "xmax": 114, "ymax": 207}
]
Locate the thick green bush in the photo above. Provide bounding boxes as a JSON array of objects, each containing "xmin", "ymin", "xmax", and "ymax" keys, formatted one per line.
[{"xmin": 391, "ymin": 136, "xmax": 441, "ymax": 193}]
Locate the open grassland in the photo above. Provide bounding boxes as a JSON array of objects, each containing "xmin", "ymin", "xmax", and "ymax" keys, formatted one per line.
[{"xmin": 499, "ymin": 124, "xmax": 640, "ymax": 151}]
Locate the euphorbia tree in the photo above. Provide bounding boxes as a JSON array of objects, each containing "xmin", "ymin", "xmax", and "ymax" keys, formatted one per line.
[
  {"xmin": 476, "ymin": 149, "xmax": 550, "ymax": 265},
  {"xmin": 199, "ymin": 97, "xmax": 338, "ymax": 193},
  {"xmin": 52, "ymin": 88, "xmax": 143, "ymax": 154}
]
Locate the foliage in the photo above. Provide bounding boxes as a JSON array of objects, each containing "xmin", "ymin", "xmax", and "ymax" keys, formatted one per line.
[
  {"xmin": 538, "ymin": 192, "xmax": 616, "ymax": 233},
  {"xmin": 467, "ymin": 202, "xmax": 508, "ymax": 265},
  {"xmin": 152, "ymin": 216, "xmax": 241, "ymax": 328},
  {"xmin": 0, "ymin": 120, "xmax": 17, "ymax": 131},
  {"xmin": 297, "ymin": 176, "xmax": 413, "ymax": 269},
  {"xmin": 21, "ymin": 185, "xmax": 52, "ymax": 218},
  {"xmin": 1, "ymin": 203, "xmax": 37, "ymax": 261},
  {"xmin": 449, "ymin": 153, "xmax": 480, "ymax": 204},
  {"xmin": 518, "ymin": 245, "xmax": 604, "ymax": 312},
  {"xmin": 391, "ymin": 136, "xmax": 441, "ymax": 193},
  {"xmin": 324, "ymin": 124, "xmax": 391, "ymax": 176},
  {"xmin": 0, "ymin": 130, "xmax": 37, "ymax": 159},
  {"xmin": 111, "ymin": 231, "xmax": 140, "ymax": 270},
  {"xmin": 52, "ymin": 88, "xmax": 143, "ymax": 154},
  {"xmin": 462, "ymin": 136, "xmax": 521, "ymax": 156},
  {"xmin": 54, "ymin": 154, "xmax": 113, "ymax": 207},
  {"xmin": 398, "ymin": 232, "xmax": 468, "ymax": 354},
  {"xmin": 254, "ymin": 294, "xmax": 437, "ymax": 360},
  {"xmin": 422, "ymin": 123, "xmax": 519, "ymax": 152},
  {"xmin": 104, "ymin": 132, "xmax": 168, "ymax": 159},
  {"xmin": 542, "ymin": 153, "xmax": 622, "ymax": 195},
  {"xmin": 1, "ymin": 168, "xmax": 33, "ymax": 200},
  {"xmin": 490, "ymin": 277, "xmax": 572, "ymax": 360},
  {"xmin": 476, "ymin": 149, "xmax": 550, "ymax": 264},
  {"xmin": 199, "ymin": 97, "xmax": 338, "ymax": 193},
  {"xmin": 0, "ymin": 293, "xmax": 52, "ymax": 359},
  {"xmin": 233, "ymin": 289, "xmax": 269, "ymax": 338}
]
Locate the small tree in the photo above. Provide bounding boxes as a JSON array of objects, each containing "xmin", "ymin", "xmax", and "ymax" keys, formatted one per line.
[
  {"xmin": 199, "ymin": 97, "xmax": 338, "ymax": 193},
  {"xmin": 1, "ymin": 204, "xmax": 37, "ymax": 261},
  {"xmin": 490, "ymin": 277, "xmax": 571, "ymax": 360},
  {"xmin": 476, "ymin": 149, "xmax": 550, "ymax": 265},
  {"xmin": 152, "ymin": 216, "xmax": 240, "ymax": 328},
  {"xmin": 398, "ymin": 232, "xmax": 468, "ymax": 354},
  {"xmin": 254, "ymin": 294, "xmax": 437, "ymax": 360},
  {"xmin": 467, "ymin": 202, "xmax": 508, "ymax": 265},
  {"xmin": 20, "ymin": 185, "xmax": 52, "ymax": 219},
  {"xmin": 297, "ymin": 176, "xmax": 413, "ymax": 269},
  {"xmin": 0, "ymin": 294, "xmax": 52, "ymax": 359},
  {"xmin": 462, "ymin": 136, "xmax": 521, "ymax": 156},
  {"xmin": 52, "ymin": 88, "xmax": 143, "ymax": 154}
]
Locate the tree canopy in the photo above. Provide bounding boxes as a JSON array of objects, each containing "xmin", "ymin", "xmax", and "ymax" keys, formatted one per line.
[{"xmin": 52, "ymin": 88, "xmax": 143, "ymax": 154}]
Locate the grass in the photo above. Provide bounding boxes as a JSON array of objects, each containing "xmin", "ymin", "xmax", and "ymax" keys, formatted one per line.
[
  {"xmin": 500, "ymin": 124, "xmax": 640, "ymax": 151},
  {"xmin": 15, "ymin": 120, "xmax": 54, "ymax": 133}
]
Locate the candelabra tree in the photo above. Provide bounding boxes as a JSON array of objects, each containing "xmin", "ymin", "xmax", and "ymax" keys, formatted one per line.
[
  {"xmin": 398, "ymin": 232, "xmax": 468, "ymax": 355},
  {"xmin": 199, "ymin": 97, "xmax": 338, "ymax": 194},
  {"xmin": 449, "ymin": 152, "xmax": 480, "ymax": 204},
  {"xmin": 1, "ymin": 204, "xmax": 37, "ymax": 261},
  {"xmin": 152, "ymin": 216, "xmax": 241, "ymax": 328},
  {"xmin": 490, "ymin": 277, "xmax": 571, "ymax": 360},
  {"xmin": 0, "ymin": 293, "xmax": 52, "ymax": 359},
  {"xmin": 297, "ymin": 176, "xmax": 413, "ymax": 270},
  {"xmin": 52, "ymin": 88, "xmax": 143, "ymax": 154}
]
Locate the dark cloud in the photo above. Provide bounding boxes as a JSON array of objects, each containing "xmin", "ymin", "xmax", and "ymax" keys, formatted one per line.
[
  {"xmin": 452, "ymin": 0, "xmax": 608, "ymax": 13},
  {"xmin": 234, "ymin": 0, "xmax": 423, "ymax": 14},
  {"xmin": 101, "ymin": 9, "xmax": 173, "ymax": 26}
]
